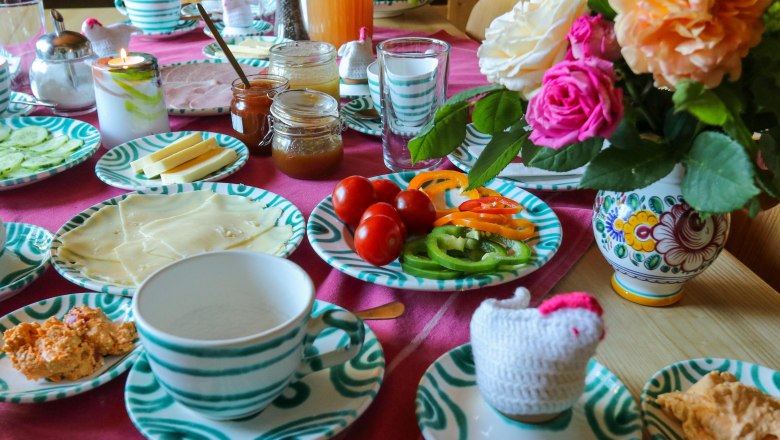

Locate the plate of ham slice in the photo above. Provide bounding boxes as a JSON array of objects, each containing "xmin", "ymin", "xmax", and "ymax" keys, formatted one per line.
[{"xmin": 161, "ymin": 60, "xmax": 265, "ymax": 116}]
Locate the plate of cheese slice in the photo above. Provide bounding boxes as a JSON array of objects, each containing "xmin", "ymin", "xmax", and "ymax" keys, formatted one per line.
[
  {"xmin": 202, "ymin": 35, "xmax": 290, "ymax": 67},
  {"xmin": 95, "ymin": 131, "xmax": 248, "ymax": 191},
  {"xmin": 50, "ymin": 182, "xmax": 306, "ymax": 296}
]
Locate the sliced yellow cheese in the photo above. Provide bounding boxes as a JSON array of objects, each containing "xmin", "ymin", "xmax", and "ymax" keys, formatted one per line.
[
  {"xmin": 143, "ymin": 137, "xmax": 218, "ymax": 179},
  {"xmin": 115, "ymin": 239, "xmax": 178, "ymax": 285},
  {"xmin": 130, "ymin": 132, "xmax": 203, "ymax": 173},
  {"xmin": 58, "ymin": 205, "xmax": 125, "ymax": 260},
  {"xmin": 228, "ymin": 224, "xmax": 293, "ymax": 256},
  {"xmin": 160, "ymin": 147, "xmax": 238, "ymax": 184},
  {"xmin": 118, "ymin": 192, "xmax": 215, "ymax": 241}
]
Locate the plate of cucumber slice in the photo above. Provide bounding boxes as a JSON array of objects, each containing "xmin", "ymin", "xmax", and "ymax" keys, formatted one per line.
[{"xmin": 0, "ymin": 117, "xmax": 101, "ymax": 191}]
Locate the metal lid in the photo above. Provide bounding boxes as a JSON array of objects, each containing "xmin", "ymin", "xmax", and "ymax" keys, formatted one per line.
[
  {"xmin": 36, "ymin": 9, "xmax": 93, "ymax": 61},
  {"xmin": 270, "ymin": 89, "xmax": 339, "ymax": 127}
]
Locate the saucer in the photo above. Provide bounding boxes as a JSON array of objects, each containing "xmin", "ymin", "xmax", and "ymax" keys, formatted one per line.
[
  {"xmin": 342, "ymin": 97, "xmax": 381, "ymax": 137},
  {"xmin": 0, "ymin": 222, "xmax": 53, "ymax": 302},
  {"xmin": 1, "ymin": 92, "xmax": 35, "ymax": 118},
  {"xmin": 641, "ymin": 358, "xmax": 780, "ymax": 440},
  {"xmin": 0, "ymin": 292, "xmax": 141, "ymax": 403},
  {"xmin": 416, "ymin": 344, "xmax": 643, "ymax": 439},
  {"xmin": 125, "ymin": 300, "xmax": 385, "ymax": 439},
  {"xmin": 126, "ymin": 20, "xmax": 199, "ymax": 39},
  {"xmin": 203, "ymin": 20, "xmax": 272, "ymax": 39}
]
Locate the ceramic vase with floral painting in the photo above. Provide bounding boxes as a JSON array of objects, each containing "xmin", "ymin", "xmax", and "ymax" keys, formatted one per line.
[{"xmin": 592, "ymin": 165, "xmax": 730, "ymax": 307}]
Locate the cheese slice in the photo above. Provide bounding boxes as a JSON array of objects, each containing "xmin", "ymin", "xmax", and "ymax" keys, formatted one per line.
[
  {"xmin": 160, "ymin": 147, "xmax": 238, "ymax": 184},
  {"xmin": 118, "ymin": 192, "xmax": 215, "ymax": 241},
  {"xmin": 229, "ymin": 224, "xmax": 293, "ymax": 255},
  {"xmin": 58, "ymin": 247, "xmax": 135, "ymax": 287},
  {"xmin": 130, "ymin": 133, "xmax": 203, "ymax": 173},
  {"xmin": 224, "ymin": 44, "xmax": 271, "ymax": 58},
  {"xmin": 58, "ymin": 205, "xmax": 125, "ymax": 260},
  {"xmin": 143, "ymin": 137, "xmax": 218, "ymax": 178},
  {"xmin": 115, "ymin": 239, "xmax": 178, "ymax": 285}
]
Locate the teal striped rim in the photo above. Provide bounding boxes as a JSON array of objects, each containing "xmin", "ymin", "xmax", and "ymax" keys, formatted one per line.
[{"xmin": 0, "ymin": 222, "xmax": 53, "ymax": 301}]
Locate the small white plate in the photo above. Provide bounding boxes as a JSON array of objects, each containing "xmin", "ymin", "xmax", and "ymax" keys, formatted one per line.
[
  {"xmin": 1, "ymin": 92, "xmax": 35, "ymax": 118},
  {"xmin": 201, "ymin": 35, "xmax": 290, "ymax": 67},
  {"xmin": 0, "ymin": 222, "xmax": 52, "ymax": 302},
  {"xmin": 417, "ymin": 344, "xmax": 643, "ymax": 439},
  {"xmin": 126, "ymin": 19, "xmax": 199, "ymax": 39},
  {"xmin": 641, "ymin": 358, "xmax": 780, "ymax": 440},
  {"xmin": 374, "ymin": 0, "xmax": 431, "ymax": 17},
  {"xmin": 342, "ymin": 97, "xmax": 381, "ymax": 137},
  {"xmin": 0, "ymin": 292, "xmax": 142, "ymax": 403},
  {"xmin": 203, "ymin": 20, "xmax": 272, "ymax": 39},
  {"xmin": 95, "ymin": 131, "xmax": 248, "ymax": 191},
  {"xmin": 125, "ymin": 300, "xmax": 384, "ymax": 439}
]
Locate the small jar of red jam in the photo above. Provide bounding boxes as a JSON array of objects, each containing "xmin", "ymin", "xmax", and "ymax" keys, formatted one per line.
[
  {"xmin": 230, "ymin": 74, "xmax": 289, "ymax": 156},
  {"xmin": 270, "ymin": 89, "xmax": 344, "ymax": 179}
]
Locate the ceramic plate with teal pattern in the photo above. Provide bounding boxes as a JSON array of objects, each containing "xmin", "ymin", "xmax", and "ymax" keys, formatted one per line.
[
  {"xmin": 448, "ymin": 124, "xmax": 583, "ymax": 192},
  {"xmin": 416, "ymin": 344, "xmax": 643, "ymax": 439},
  {"xmin": 343, "ymin": 97, "xmax": 381, "ymax": 137},
  {"xmin": 641, "ymin": 358, "xmax": 780, "ymax": 440},
  {"xmin": 95, "ymin": 131, "xmax": 248, "ymax": 191},
  {"xmin": 0, "ymin": 116, "xmax": 101, "ymax": 191},
  {"xmin": 1, "ymin": 92, "xmax": 35, "ymax": 118},
  {"xmin": 125, "ymin": 300, "xmax": 384, "ymax": 439},
  {"xmin": 0, "ymin": 292, "xmax": 142, "ymax": 403},
  {"xmin": 125, "ymin": 19, "xmax": 198, "ymax": 39},
  {"xmin": 308, "ymin": 172, "xmax": 562, "ymax": 291},
  {"xmin": 50, "ymin": 181, "xmax": 306, "ymax": 296},
  {"xmin": 202, "ymin": 35, "xmax": 290, "ymax": 67},
  {"xmin": 203, "ymin": 20, "xmax": 272, "ymax": 39},
  {"xmin": 0, "ymin": 223, "xmax": 52, "ymax": 302}
]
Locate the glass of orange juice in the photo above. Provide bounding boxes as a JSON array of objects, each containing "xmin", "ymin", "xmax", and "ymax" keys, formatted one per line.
[{"xmin": 306, "ymin": 0, "xmax": 374, "ymax": 49}]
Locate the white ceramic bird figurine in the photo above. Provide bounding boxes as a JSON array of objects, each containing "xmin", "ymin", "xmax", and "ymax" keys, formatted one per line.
[
  {"xmin": 223, "ymin": 0, "xmax": 254, "ymax": 34},
  {"xmin": 470, "ymin": 288, "xmax": 605, "ymax": 422},
  {"xmin": 338, "ymin": 27, "xmax": 374, "ymax": 84},
  {"xmin": 81, "ymin": 18, "xmax": 140, "ymax": 58}
]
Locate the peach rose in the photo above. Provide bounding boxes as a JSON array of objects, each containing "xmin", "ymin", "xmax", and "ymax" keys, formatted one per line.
[{"xmin": 610, "ymin": 0, "xmax": 771, "ymax": 89}]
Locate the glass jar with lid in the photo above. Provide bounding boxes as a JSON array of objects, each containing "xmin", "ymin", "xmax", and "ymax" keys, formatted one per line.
[
  {"xmin": 268, "ymin": 41, "xmax": 340, "ymax": 101},
  {"xmin": 270, "ymin": 89, "xmax": 343, "ymax": 180},
  {"xmin": 230, "ymin": 74, "xmax": 289, "ymax": 156}
]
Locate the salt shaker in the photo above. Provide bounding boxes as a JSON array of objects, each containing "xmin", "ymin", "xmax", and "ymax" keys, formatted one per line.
[{"xmin": 29, "ymin": 9, "xmax": 97, "ymax": 116}]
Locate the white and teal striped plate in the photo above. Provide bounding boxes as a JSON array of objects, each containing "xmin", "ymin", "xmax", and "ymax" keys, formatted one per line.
[
  {"xmin": 0, "ymin": 292, "xmax": 141, "ymax": 403},
  {"xmin": 125, "ymin": 300, "xmax": 384, "ymax": 439},
  {"xmin": 308, "ymin": 172, "xmax": 562, "ymax": 291},
  {"xmin": 0, "ymin": 116, "xmax": 102, "ymax": 191},
  {"xmin": 50, "ymin": 181, "xmax": 306, "ymax": 296},
  {"xmin": 95, "ymin": 131, "xmax": 248, "ymax": 191},
  {"xmin": 124, "ymin": 19, "xmax": 199, "ymax": 39},
  {"xmin": 448, "ymin": 124, "xmax": 583, "ymax": 192},
  {"xmin": 416, "ymin": 344, "xmax": 643, "ymax": 439},
  {"xmin": 0, "ymin": 223, "xmax": 52, "ymax": 302},
  {"xmin": 201, "ymin": 35, "xmax": 290, "ymax": 67},
  {"xmin": 641, "ymin": 358, "xmax": 780, "ymax": 440},
  {"xmin": 1, "ymin": 92, "xmax": 35, "ymax": 118},
  {"xmin": 343, "ymin": 97, "xmax": 381, "ymax": 137},
  {"xmin": 203, "ymin": 20, "xmax": 272, "ymax": 39}
]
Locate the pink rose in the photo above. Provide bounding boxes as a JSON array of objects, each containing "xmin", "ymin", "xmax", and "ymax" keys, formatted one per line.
[
  {"xmin": 566, "ymin": 14, "xmax": 621, "ymax": 61},
  {"xmin": 526, "ymin": 58, "xmax": 623, "ymax": 149}
]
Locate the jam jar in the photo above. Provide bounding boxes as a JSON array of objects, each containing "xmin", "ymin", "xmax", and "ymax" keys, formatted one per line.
[
  {"xmin": 230, "ymin": 74, "xmax": 289, "ymax": 156},
  {"xmin": 267, "ymin": 41, "xmax": 340, "ymax": 101},
  {"xmin": 270, "ymin": 89, "xmax": 344, "ymax": 179}
]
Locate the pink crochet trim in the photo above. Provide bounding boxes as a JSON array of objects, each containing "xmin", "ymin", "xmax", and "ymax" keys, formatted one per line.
[
  {"xmin": 538, "ymin": 292, "xmax": 603, "ymax": 317},
  {"xmin": 84, "ymin": 18, "xmax": 102, "ymax": 29}
]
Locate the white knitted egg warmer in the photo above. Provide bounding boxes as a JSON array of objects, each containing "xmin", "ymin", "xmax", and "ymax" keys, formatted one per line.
[{"xmin": 470, "ymin": 288, "xmax": 604, "ymax": 416}]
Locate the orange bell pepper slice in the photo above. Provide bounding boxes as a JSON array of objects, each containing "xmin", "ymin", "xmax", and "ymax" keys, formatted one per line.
[
  {"xmin": 433, "ymin": 211, "xmax": 514, "ymax": 227},
  {"xmin": 451, "ymin": 217, "xmax": 535, "ymax": 241},
  {"xmin": 408, "ymin": 170, "xmax": 480, "ymax": 200}
]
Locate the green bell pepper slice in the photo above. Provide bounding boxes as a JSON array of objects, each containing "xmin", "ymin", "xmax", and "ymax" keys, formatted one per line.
[{"xmin": 425, "ymin": 225, "xmax": 531, "ymax": 273}]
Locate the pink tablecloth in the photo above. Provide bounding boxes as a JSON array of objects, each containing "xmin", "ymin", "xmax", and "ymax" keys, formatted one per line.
[{"xmin": 0, "ymin": 26, "xmax": 596, "ymax": 439}]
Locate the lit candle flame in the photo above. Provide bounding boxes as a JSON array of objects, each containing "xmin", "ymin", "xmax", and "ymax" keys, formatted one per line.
[{"xmin": 120, "ymin": 48, "xmax": 127, "ymax": 63}]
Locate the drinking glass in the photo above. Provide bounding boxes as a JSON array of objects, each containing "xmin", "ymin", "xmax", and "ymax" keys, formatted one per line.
[
  {"xmin": 378, "ymin": 37, "xmax": 450, "ymax": 172},
  {"xmin": 306, "ymin": 0, "xmax": 373, "ymax": 49},
  {"xmin": 0, "ymin": 0, "xmax": 45, "ymax": 90}
]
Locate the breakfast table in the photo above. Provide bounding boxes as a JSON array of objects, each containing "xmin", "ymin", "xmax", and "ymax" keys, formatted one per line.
[{"xmin": 1, "ymin": 5, "xmax": 780, "ymax": 439}]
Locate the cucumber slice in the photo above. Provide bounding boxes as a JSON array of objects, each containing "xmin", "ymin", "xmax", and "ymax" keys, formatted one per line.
[
  {"xmin": 0, "ymin": 125, "xmax": 10, "ymax": 142},
  {"xmin": 27, "ymin": 135, "xmax": 69, "ymax": 153},
  {"xmin": 4, "ymin": 167, "xmax": 37, "ymax": 179},
  {"xmin": 21, "ymin": 153, "xmax": 66, "ymax": 170},
  {"xmin": 0, "ymin": 151, "xmax": 25, "ymax": 176},
  {"xmin": 44, "ymin": 139, "xmax": 83, "ymax": 158},
  {"xmin": 2, "ymin": 126, "xmax": 49, "ymax": 148}
]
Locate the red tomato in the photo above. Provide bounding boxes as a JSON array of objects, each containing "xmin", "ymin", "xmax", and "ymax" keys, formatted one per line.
[
  {"xmin": 394, "ymin": 189, "xmax": 436, "ymax": 235},
  {"xmin": 354, "ymin": 215, "xmax": 404, "ymax": 266},
  {"xmin": 360, "ymin": 202, "xmax": 407, "ymax": 239},
  {"xmin": 371, "ymin": 179, "xmax": 402, "ymax": 204},
  {"xmin": 332, "ymin": 176, "xmax": 377, "ymax": 224}
]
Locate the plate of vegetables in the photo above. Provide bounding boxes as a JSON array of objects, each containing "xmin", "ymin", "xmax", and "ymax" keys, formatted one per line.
[
  {"xmin": 0, "ymin": 117, "xmax": 101, "ymax": 191},
  {"xmin": 307, "ymin": 171, "xmax": 562, "ymax": 291}
]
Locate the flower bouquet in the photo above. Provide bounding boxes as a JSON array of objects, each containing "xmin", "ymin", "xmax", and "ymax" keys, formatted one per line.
[{"xmin": 409, "ymin": 0, "xmax": 780, "ymax": 217}]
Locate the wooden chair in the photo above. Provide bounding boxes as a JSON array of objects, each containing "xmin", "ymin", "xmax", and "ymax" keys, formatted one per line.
[
  {"xmin": 455, "ymin": 0, "xmax": 517, "ymax": 41},
  {"xmin": 725, "ymin": 205, "xmax": 780, "ymax": 292}
]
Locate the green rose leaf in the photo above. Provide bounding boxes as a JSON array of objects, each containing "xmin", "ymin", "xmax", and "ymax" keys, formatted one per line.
[
  {"xmin": 663, "ymin": 109, "xmax": 699, "ymax": 150},
  {"xmin": 609, "ymin": 110, "xmax": 641, "ymax": 150},
  {"xmin": 526, "ymin": 137, "xmax": 604, "ymax": 172},
  {"xmin": 579, "ymin": 142, "xmax": 678, "ymax": 191},
  {"xmin": 587, "ymin": 0, "xmax": 617, "ymax": 20},
  {"xmin": 408, "ymin": 101, "xmax": 471, "ymax": 163},
  {"xmin": 756, "ymin": 170, "xmax": 780, "ymax": 199},
  {"xmin": 472, "ymin": 89, "xmax": 524, "ymax": 135},
  {"xmin": 466, "ymin": 121, "xmax": 528, "ymax": 190},
  {"xmin": 682, "ymin": 131, "xmax": 760, "ymax": 213},
  {"xmin": 758, "ymin": 127, "xmax": 780, "ymax": 177},
  {"xmin": 446, "ymin": 83, "xmax": 506, "ymax": 106},
  {"xmin": 673, "ymin": 80, "xmax": 730, "ymax": 126}
]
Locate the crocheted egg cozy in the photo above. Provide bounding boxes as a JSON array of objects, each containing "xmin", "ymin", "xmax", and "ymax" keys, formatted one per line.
[
  {"xmin": 470, "ymin": 287, "xmax": 605, "ymax": 417},
  {"xmin": 338, "ymin": 27, "xmax": 374, "ymax": 83}
]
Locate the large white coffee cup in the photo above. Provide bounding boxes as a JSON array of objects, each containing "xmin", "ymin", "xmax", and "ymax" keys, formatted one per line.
[{"xmin": 115, "ymin": 0, "xmax": 182, "ymax": 33}]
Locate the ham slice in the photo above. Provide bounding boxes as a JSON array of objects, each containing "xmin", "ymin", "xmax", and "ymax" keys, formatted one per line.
[{"xmin": 160, "ymin": 62, "xmax": 265, "ymax": 111}]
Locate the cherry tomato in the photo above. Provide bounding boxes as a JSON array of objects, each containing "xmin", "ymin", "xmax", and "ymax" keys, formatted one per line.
[
  {"xmin": 354, "ymin": 215, "xmax": 404, "ymax": 266},
  {"xmin": 332, "ymin": 175, "xmax": 377, "ymax": 224},
  {"xmin": 360, "ymin": 202, "xmax": 407, "ymax": 239},
  {"xmin": 394, "ymin": 189, "xmax": 436, "ymax": 235},
  {"xmin": 371, "ymin": 179, "xmax": 402, "ymax": 204}
]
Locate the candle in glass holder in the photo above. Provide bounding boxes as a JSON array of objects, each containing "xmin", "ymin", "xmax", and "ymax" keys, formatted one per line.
[{"xmin": 92, "ymin": 50, "xmax": 170, "ymax": 149}]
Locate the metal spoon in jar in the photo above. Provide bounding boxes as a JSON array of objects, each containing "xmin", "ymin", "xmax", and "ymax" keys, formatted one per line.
[{"xmin": 11, "ymin": 98, "xmax": 57, "ymax": 108}]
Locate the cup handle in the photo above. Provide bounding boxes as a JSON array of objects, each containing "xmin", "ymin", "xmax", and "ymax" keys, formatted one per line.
[
  {"xmin": 295, "ymin": 309, "xmax": 365, "ymax": 378},
  {"xmin": 114, "ymin": 0, "xmax": 128, "ymax": 16}
]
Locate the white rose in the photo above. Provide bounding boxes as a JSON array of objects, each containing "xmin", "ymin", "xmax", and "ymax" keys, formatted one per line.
[{"xmin": 477, "ymin": 0, "xmax": 588, "ymax": 99}]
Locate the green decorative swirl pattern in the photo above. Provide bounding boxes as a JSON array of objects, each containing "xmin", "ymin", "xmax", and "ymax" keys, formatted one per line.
[
  {"xmin": 125, "ymin": 300, "xmax": 384, "ymax": 440},
  {"xmin": 0, "ymin": 292, "xmax": 141, "ymax": 403},
  {"xmin": 342, "ymin": 97, "xmax": 382, "ymax": 137},
  {"xmin": 416, "ymin": 344, "xmax": 642, "ymax": 439},
  {"xmin": 0, "ymin": 222, "xmax": 53, "ymax": 301},
  {"xmin": 50, "ymin": 181, "xmax": 306, "ymax": 296},
  {"xmin": 1, "ymin": 92, "xmax": 35, "ymax": 118},
  {"xmin": 307, "ymin": 171, "xmax": 562, "ymax": 291}
]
